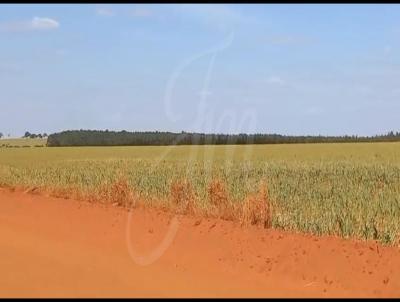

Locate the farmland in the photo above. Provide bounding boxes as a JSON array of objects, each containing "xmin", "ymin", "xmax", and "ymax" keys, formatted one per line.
[
  {"xmin": 1, "ymin": 142, "xmax": 400, "ymax": 245},
  {"xmin": 0, "ymin": 138, "xmax": 47, "ymax": 148}
]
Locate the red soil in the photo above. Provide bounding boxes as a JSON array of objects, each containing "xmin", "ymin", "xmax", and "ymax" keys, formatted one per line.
[{"xmin": 0, "ymin": 187, "xmax": 399, "ymax": 298}]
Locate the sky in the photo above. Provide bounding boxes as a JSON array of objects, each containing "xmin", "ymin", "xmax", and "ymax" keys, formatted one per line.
[{"xmin": 1, "ymin": 4, "xmax": 400, "ymax": 137}]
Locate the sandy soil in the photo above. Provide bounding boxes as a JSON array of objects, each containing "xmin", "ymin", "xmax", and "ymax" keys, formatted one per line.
[{"xmin": 0, "ymin": 188, "xmax": 399, "ymax": 298}]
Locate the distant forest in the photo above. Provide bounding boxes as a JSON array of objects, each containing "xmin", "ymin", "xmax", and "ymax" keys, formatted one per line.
[{"xmin": 46, "ymin": 130, "xmax": 400, "ymax": 147}]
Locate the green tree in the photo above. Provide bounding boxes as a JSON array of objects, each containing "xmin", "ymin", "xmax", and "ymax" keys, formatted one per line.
[{"xmin": 46, "ymin": 129, "xmax": 400, "ymax": 147}]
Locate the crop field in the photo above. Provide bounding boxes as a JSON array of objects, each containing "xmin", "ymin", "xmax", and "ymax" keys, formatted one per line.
[
  {"xmin": 1, "ymin": 142, "xmax": 400, "ymax": 245},
  {"xmin": 0, "ymin": 138, "xmax": 47, "ymax": 148}
]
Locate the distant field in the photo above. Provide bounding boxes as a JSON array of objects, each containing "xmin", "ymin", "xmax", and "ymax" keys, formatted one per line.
[
  {"xmin": 1, "ymin": 142, "xmax": 400, "ymax": 245},
  {"xmin": 0, "ymin": 138, "xmax": 47, "ymax": 148},
  {"xmin": 1, "ymin": 142, "xmax": 400, "ymax": 165}
]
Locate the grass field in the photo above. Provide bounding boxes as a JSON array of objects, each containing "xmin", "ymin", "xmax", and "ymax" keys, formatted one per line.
[{"xmin": 1, "ymin": 142, "xmax": 400, "ymax": 245}]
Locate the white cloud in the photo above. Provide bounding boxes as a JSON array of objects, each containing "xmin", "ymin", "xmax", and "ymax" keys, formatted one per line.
[
  {"xmin": 96, "ymin": 8, "xmax": 115, "ymax": 17},
  {"xmin": 0, "ymin": 17, "xmax": 59, "ymax": 32},
  {"xmin": 265, "ymin": 76, "xmax": 285, "ymax": 86},
  {"xmin": 31, "ymin": 17, "xmax": 59, "ymax": 30}
]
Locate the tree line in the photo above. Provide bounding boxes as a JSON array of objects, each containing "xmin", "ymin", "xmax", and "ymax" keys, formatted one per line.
[
  {"xmin": 0, "ymin": 132, "xmax": 48, "ymax": 139},
  {"xmin": 46, "ymin": 129, "xmax": 400, "ymax": 147},
  {"xmin": 23, "ymin": 132, "xmax": 48, "ymax": 139}
]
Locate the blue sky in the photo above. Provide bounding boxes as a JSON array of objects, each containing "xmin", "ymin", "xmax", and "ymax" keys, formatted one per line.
[{"xmin": 1, "ymin": 4, "xmax": 400, "ymax": 137}]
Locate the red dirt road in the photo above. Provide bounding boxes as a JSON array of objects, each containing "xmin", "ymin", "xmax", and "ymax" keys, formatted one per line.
[{"xmin": 0, "ymin": 188, "xmax": 399, "ymax": 298}]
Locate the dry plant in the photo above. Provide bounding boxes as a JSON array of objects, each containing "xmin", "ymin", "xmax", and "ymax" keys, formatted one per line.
[
  {"xmin": 98, "ymin": 177, "xmax": 136, "ymax": 208},
  {"xmin": 207, "ymin": 179, "xmax": 235, "ymax": 220},
  {"xmin": 241, "ymin": 180, "xmax": 272, "ymax": 228},
  {"xmin": 170, "ymin": 179, "xmax": 196, "ymax": 215}
]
